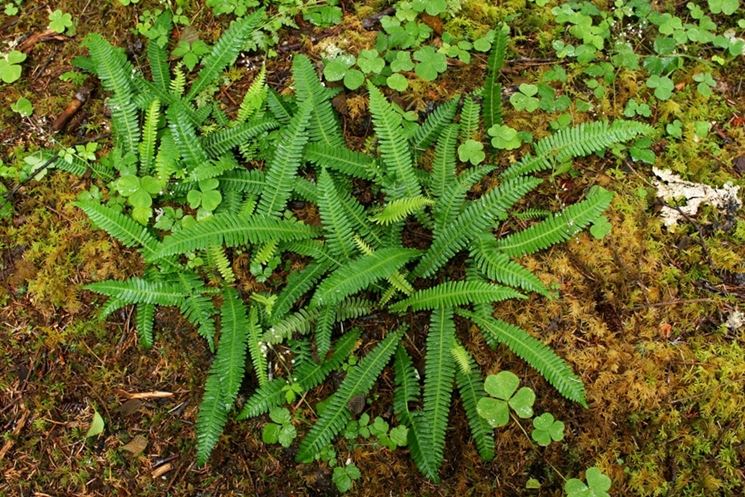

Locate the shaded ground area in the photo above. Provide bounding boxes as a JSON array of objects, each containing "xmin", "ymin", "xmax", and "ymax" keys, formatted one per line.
[{"xmin": 1, "ymin": 1, "xmax": 744, "ymax": 496}]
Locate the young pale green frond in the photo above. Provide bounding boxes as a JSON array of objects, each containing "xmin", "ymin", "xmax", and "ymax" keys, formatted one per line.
[
  {"xmin": 214, "ymin": 288, "xmax": 249, "ymax": 407},
  {"xmin": 135, "ymin": 302, "xmax": 156, "ymax": 349},
  {"xmin": 430, "ymin": 124, "xmax": 459, "ymax": 200},
  {"xmin": 292, "ymin": 54, "xmax": 345, "ymax": 147},
  {"xmin": 453, "ymin": 343, "xmax": 495, "ymax": 461},
  {"xmin": 266, "ymin": 88, "xmax": 294, "ymax": 124},
  {"xmin": 305, "ymin": 143, "xmax": 378, "ymax": 180},
  {"xmin": 419, "ymin": 308, "xmax": 456, "ymax": 480},
  {"xmin": 410, "ymin": 97, "xmax": 459, "ymax": 151},
  {"xmin": 256, "ymin": 100, "xmax": 313, "ymax": 217},
  {"xmin": 187, "ymin": 10, "xmax": 264, "ymax": 100},
  {"xmin": 414, "ymin": 176, "xmax": 542, "ymax": 278},
  {"xmin": 317, "ymin": 169, "xmax": 358, "ymax": 260},
  {"xmin": 151, "ymin": 214, "xmax": 319, "ymax": 261},
  {"xmin": 311, "ymin": 248, "xmax": 420, "ymax": 308},
  {"xmin": 195, "ymin": 372, "xmax": 228, "ymax": 466},
  {"xmin": 246, "ymin": 305, "xmax": 268, "ymax": 387},
  {"xmin": 295, "ymin": 327, "xmax": 405, "ymax": 461},
  {"xmin": 390, "ymin": 280, "xmax": 524, "ymax": 312},
  {"xmin": 237, "ymin": 64, "xmax": 267, "ymax": 122},
  {"xmin": 472, "ymin": 239, "xmax": 550, "ymax": 296},
  {"xmin": 368, "ymin": 84, "xmax": 420, "ymax": 198},
  {"xmin": 459, "ymin": 96, "xmax": 481, "ymax": 142},
  {"xmin": 458, "ymin": 309, "xmax": 587, "ymax": 406},
  {"xmin": 370, "ymin": 195, "xmax": 434, "ymax": 225},
  {"xmin": 272, "ymin": 260, "xmax": 333, "ymax": 323},
  {"xmin": 501, "ymin": 121, "xmax": 653, "ymax": 178},
  {"xmin": 264, "ymin": 307, "xmax": 319, "ymax": 344},
  {"xmin": 139, "ymin": 99, "xmax": 160, "ymax": 175},
  {"xmin": 76, "ymin": 201, "xmax": 159, "ymax": 258},
  {"xmin": 146, "ymin": 39, "xmax": 170, "ymax": 92},
  {"xmin": 85, "ymin": 278, "xmax": 186, "ymax": 306},
  {"xmin": 203, "ymin": 118, "xmax": 279, "ymax": 158},
  {"xmin": 482, "ymin": 25, "xmax": 508, "ymax": 130},
  {"xmin": 207, "ymin": 245, "xmax": 235, "ymax": 283},
  {"xmin": 495, "ymin": 186, "xmax": 614, "ymax": 257},
  {"xmin": 393, "ymin": 346, "xmax": 421, "ymax": 423}
]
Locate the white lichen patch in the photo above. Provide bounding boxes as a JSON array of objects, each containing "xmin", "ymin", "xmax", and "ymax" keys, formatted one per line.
[
  {"xmin": 726, "ymin": 310, "xmax": 744, "ymax": 332},
  {"xmin": 652, "ymin": 168, "xmax": 742, "ymax": 228}
]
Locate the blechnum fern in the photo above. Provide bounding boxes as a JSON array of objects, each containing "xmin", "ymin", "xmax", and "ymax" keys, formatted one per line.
[{"xmin": 74, "ymin": 16, "xmax": 650, "ymax": 481}]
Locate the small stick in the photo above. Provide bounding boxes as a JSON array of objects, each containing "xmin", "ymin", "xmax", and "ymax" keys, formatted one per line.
[
  {"xmin": 152, "ymin": 462, "xmax": 174, "ymax": 479},
  {"xmin": 52, "ymin": 83, "xmax": 95, "ymax": 132},
  {"xmin": 117, "ymin": 390, "xmax": 174, "ymax": 400}
]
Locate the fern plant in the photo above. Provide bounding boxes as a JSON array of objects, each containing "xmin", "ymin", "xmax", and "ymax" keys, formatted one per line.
[{"xmin": 75, "ymin": 17, "xmax": 651, "ymax": 480}]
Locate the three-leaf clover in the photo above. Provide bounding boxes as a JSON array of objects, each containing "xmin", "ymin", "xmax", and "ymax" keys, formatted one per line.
[
  {"xmin": 623, "ymin": 98, "xmax": 651, "ymax": 118},
  {"xmin": 531, "ymin": 413, "xmax": 565, "ymax": 446},
  {"xmin": 357, "ymin": 49, "xmax": 385, "ymax": 75},
  {"xmin": 510, "ymin": 84, "xmax": 540, "ymax": 112},
  {"xmin": 476, "ymin": 371, "xmax": 535, "ymax": 427},
  {"xmin": 114, "ymin": 174, "xmax": 162, "ymax": 224},
  {"xmin": 386, "ymin": 73, "xmax": 409, "ymax": 91},
  {"xmin": 0, "ymin": 50, "xmax": 26, "ymax": 84},
  {"xmin": 332, "ymin": 463, "xmax": 361, "ymax": 493},
  {"xmin": 707, "ymin": 0, "xmax": 739, "ymax": 15},
  {"xmin": 413, "ymin": 46, "xmax": 447, "ymax": 81},
  {"xmin": 262, "ymin": 407, "xmax": 297, "ymax": 448},
  {"xmin": 666, "ymin": 119, "xmax": 683, "ymax": 138},
  {"xmin": 693, "ymin": 72, "xmax": 716, "ymax": 97},
  {"xmin": 565, "ymin": 467, "xmax": 612, "ymax": 497},
  {"xmin": 488, "ymin": 124, "xmax": 522, "ymax": 150},
  {"xmin": 324, "ymin": 55, "xmax": 365, "ymax": 90},
  {"xmin": 458, "ymin": 139, "xmax": 485, "ymax": 165},
  {"xmin": 187, "ymin": 178, "xmax": 222, "ymax": 218},
  {"xmin": 389, "ymin": 51, "xmax": 414, "ymax": 72},
  {"xmin": 589, "ymin": 215, "xmax": 612, "ymax": 239},
  {"xmin": 11, "ymin": 97, "xmax": 33, "ymax": 117},
  {"xmin": 646, "ymin": 75, "xmax": 674, "ymax": 100},
  {"xmin": 48, "ymin": 10, "xmax": 74, "ymax": 35}
]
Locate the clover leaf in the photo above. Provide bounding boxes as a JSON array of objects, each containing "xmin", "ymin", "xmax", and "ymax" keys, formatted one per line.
[
  {"xmin": 476, "ymin": 371, "xmax": 535, "ymax": 427},
  {"xmin": 623, "ymin": 98, "xmax": 651, "ymax": 118},
  {"xmin": 510, "ymin": 84, "xmax": 540, "ymax": 112},
  {"xmin": 389, "ymin": 51, "xmax": 414, "ymax": 72},
  {"xmin": 262, "ymin": 407, "xmax": 297, "ymax": 448},
  {"xmin": 666, "ymin": 119, "xmax": 683, "ymax": 138},
  {"xmin": 0, "ymin": 50, "xmax": 26, "ymax": 84},
  {"xmin": 187, "ymin": 178, "xmax": 222, "ymax": 218},
  {"xmin": 457, "ymin": 139, "xmax": 485, "ymax": 165},
  {"xmin": 565, "ymin": 467, "xmax": 612, "ymax": 497},
  {"xmin": 386, "ymin": 72, "xmax": 409, "ymax": 91},
  {"xmin": 589, "ymin": 215, "xmax": 612, "ymax": 239},
  {"xmin": 332, "ymin": 463, "xmax": 361, "ymax": 493},
  {"xmin": 646, "ymin": 75, "xmax": 674, "ymax": 100},
  {"xmin": 11, "ymin": 96, "xmax": 33, "ymax": 117},
  {"xmin": 324, "ymin": 55, "xmax": 365, "ymax": 90},
  {"xmin": 413, "ymin": 46, "xmax": 447, "ymax": 81},
  {"xmin": 473, "ymin": 30, "xmax": 495, "ymax": 52},
  {"xmin": 488, "ymin": 124, "xmax": 522, "ymax": 150},
  {"xmin": 707, "ymin": 0, "xmax": 739, "ymax": 15},
  {"xmin": 172, "ymin": 39, "xmax": 210, "ymax": 71},
  {"xmin": 693, "ymin": 72, "xmax": 716, "ymax": 97},
  {"xmin": 357, "ymin": 49, "xmax": 385, "ymax": 75},
  {"xmin": 114, "ymin": 174, "xmax": 162, "ymax": 224},
  {"xmin": 48, "ymin": 9, "xmax": 74, "ymax": 35},
  {"xmin": 531, "ymin": 413, "xmax": 565, "ymax": 446}
]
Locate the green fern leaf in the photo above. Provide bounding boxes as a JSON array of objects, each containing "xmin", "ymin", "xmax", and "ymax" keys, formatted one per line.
[
  {"xmin": 390, "ymin": 280, "xmax": 524, "ymax": 312},
  {"xmin": 235, "ymin": 378, "xmax": 286, "ymax": 420},
  {"xmin": 215, "ymin": 288, "xmax": 249, "ymax": 407},
  {"xmin": 219, "ymin": 169, "xmax": 266, "ymax": 195},
  {"xmin": 237, "ymin": 64, "xmax": 267, "ymax": 122},
  {"xmin": 272, "ymin": 260, "xmax": 333, "ymax": 322},
  {"xmin": 256, "ymin": 100, "xmax": 313, "ymax": 217},
  {"xmin": 151, "ymin": 214, "xmax": 319, "ymax": 261},
  {"xmin": 168, "ymin": 105, "xmax": 210, "ymax": 171},
  {"xmin": 495, "ymin": 186, "xmax": 614, "ymax": 257},
  {"xmin": 295, "ymin": 327, "xmax": 405, "ymax": 461},
  {"xmin": 472, "ymin": 239, "xmax": 550, "ymax": 296},
  {"xmin": 139, "ymin": 99, "xmax": 160, "ymax": 175},
  {"xmin": 430, "ymin": 124, "xmax": 459, "ymax": 200},
  {"xmin": 315, "ymin": 305, "xmax": 336, "ymax": 357},
  {"xmin": 305, "ymin": 143, "xmax": 378, "ymax": 180},
  {"xmin": 482, "ymin": 26, "xmax": 508, "ymax": 130},
  {"xmin": 207, "ymin": 245, "xmax": 235, "ymax": 283},
  {"xmin": 195, "ymin": 370, "xmax": 228, "ymax": 466},
  {"xmin": 266, "ymin": 88, "xmax": 294, "ymax": 124},
  {"xmin": 459, "ymin": 96, "xmax": 481, "ymax": 141},
  {"xmin": 317, "ymin": 169, "xmax": 358, "ymax": 260},
  {"xmin": 433, "ymin": 164, "xmax": 496, "ymax": 232},
  {"xmin": 203, "ymin": 118, "xmax": 279, "ymax": 158},
  {"xmin": 85, "ymin": 278, "xmax": 186, "ymax": 306},
  {"xmin": 453, "ymin": 343, "xmax": 495, "ymax": 461},
  {"xmin": 293, "ymin": 54, "xmax": 345, "ymax": 147},
  {"xmin": 393, "ymin": 346, "xmax": 421, "ymax": 423},
  {"xmin": 180, "ymin": 293, "xmax": 217, "ymax": 351},
  {"xmin": 76, "ymin": 201, "xmax": 160, "ymax": 258},
  {"xmin": 410, "ymin": 97, "xmax": 460, "ymax": 151},
  {"xmin": 146, "ymin": 39, "xmax": 170, "ymax": 92},
  {"xmin": 246, "ymin": 305, "xmax": 268, "ymax": 386},
  {"xmin": 457, "ymin": 309, "xmax": 587, "ymax": 406},
  {"xmin": 370, "ymin": 195, "xmax": 434, "ymax": 225},
  {"xmin": 311, "ymin": 248, "xmax": 420, "ymax": 308},
  {"xmin": 135, "ymin": 302, "xmax": 156, "ymax": 349}
]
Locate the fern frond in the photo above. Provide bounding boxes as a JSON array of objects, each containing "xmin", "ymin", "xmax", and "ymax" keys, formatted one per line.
[
  {"xmin": 272, "ymin": 260, "xmax": 333, "ymax": 322},
  {"xmin": 146, "ymin": 39, "xmax": 170, "ymax": 92},
  {"xmin": 138, "ymin": 99, "xmax": 160, "ymax": 175},
  {"xmin": 293, "ymin": 54, "xmax": 345, "ymax": 147},
  {"xmin": 414, "ymin": 176, "xmax": 542, "ymax": 278},
  {"xmin": 135, "ymin": 302, "xmax": 156, "ymax": 349},
  {"xmin": 429, "ymin": 124, "xmax": 459, "ymax": 200},
  {"xmin": 459, "ymin": 96, "xmax": 480, "ymax": 141},
  {"xmin": 457, "ymin": 309, "xmax": 587, "ymax": 406},
  {"xmin": 180, "ymin": 293, "xmax": 217, "ymax": 351},
  {"xmin": 315, "ymin": 305, "xmax": 336, "ymax": 357},
  {"xmin": 246, "ymin": 305, "xmax": 268, "ymax": 386},
  {"xmin": 99, "ymin": 297, "xmax": 127, "ymax": 320},
  {"xmin": 472, "ymin": 239, "xmax": 549, "ymax": 296},
  {"xmin": 370, "ymin": 195, "xmax": 434, "ymax": 225},
  {"xmin": 390, "ymin": 280, "xmax": 524, "ymax": 312},
  {"xmin": 295, "ymin": 327, "xmax": 405, "ymax": 461},
  {"xmin": 85, "ymin": 278, "xmax": 186, "ymax": 306},
  {"xmin": 411, "ymin": 97, "xmax": 460, "ymax": 151},
  {"xmin": 170, "ymin": 65, "xmax": 186, "ymax": 96},
  {"xmin": 168, "ymin": 105, "xmax": 210, "ymax": 171},
  {"xmin": 501, "ymin": 121, "xmax": 653, "ymax": 178},
  {"xmin": 207, "ymin": 245, "xmax": 235, "ymax": 283},
  {"xmin": 393, "ymin": 346, "xmax": 420, "ymax": 422},
  {"xmin": 335, "ymin": 297, "xmax": 376, "ymax": 321},
  {"xmin": 495, "ymin": 186, "xmax": 614, "ymax": 257},
  {"xmin": 433, "ymin": 165, "xmax": 496, "ymax": 232},
  {"xmin": 256, "ymin": 100, "xmax": 313, "ymax": 217},
  {"xmin": 305, "ymin": 143, "xmax": 378, "ymax": 180},
  {"xmin": 155, "ymin": 131, "xmax": 179, "ymax": 181},
  {"xmin": 203, "ymin": 118, "xmax": 279, "ymax": 158},
  {"xmin": 297, "ymin": 328, "xmax": 360, "ymax": 389},
  {"xmin": 311, "ymin": 248, "xmax": 420, "ymax": 308},
  {"xmin": 215, "ymin": 288, "xmax": 249, "ymax": 406},
  {"xmin": 453, "ymin": 343, "xmax": 495, "ymax": 461},
  {"xmin": 187, "ymin": 10, "xmax": 264, "ymax": 100},
  {"xmin": 482, "ymin": 26, "xmax": 508, "ymax": 130},
  {"xmin": 266, "ymin": 88, "xmax": 294, "ymax": 124},
  {"xmin": 151, "ymin": 214, "xmax": 318, "ymax": 261},
  {"xmin": 368, "ymin": 84, "xmax": 420, "ymax": 198},
  {"xmin": 317, "ymin": 169, "xmax": 358, "ymax": 260},
  {"xmin": 236, "ymin": 378, "xmax": 286, "ymax": 420},
  {"xmin": 195, "ymin": 370, "xmax": 228, "ymax": 466},
  {"xmin": 76, "ymin": 201, "xmax": 159, "ymax": 258},
  {"xmin": 237, "ymin": 64, "xmax": 267, "ymax": 122},
  {"xmin": 219, "ymin": 169, "xmax": 265, "ymax": 195},
  {"xmin": 264, "ymin": 307, "xmax": 319, "ymax": 344}
]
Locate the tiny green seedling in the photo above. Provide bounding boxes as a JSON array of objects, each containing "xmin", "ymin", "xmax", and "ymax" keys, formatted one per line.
[
  {"xmin": 531, "ymin": 412, "xmax": 565, "ymax": 446},
  {"xmin": 113, "ymin": 174, "xmax": 163, "ymax": 224},
  {"xmin": 332, "ymin": 462, "xmax": 361, "ymax": 493},
  {"xmin": 172, "ymin": 39, "xmax": 210, "ymax": 71},
  {"xmin": 589, "ymin": 216, "xmax": 612, "ymax": 240},
  {"xmin": 477, "ymin": 371, "xmax": 536, "ymax": 427},
  {"xmin": 262, "ymin": 407, "xmax": 297, "ymax": 448},
  {"xmin": 564, "ymin": 467, "xmax": 612, "ymax": 497},
  {"xmin": 0, "ymin": 50, "xmax": 26, "ymax": 84},
  {"xmin": 11, "ymin": 96, "xmax": 33, "ymax": 117},
  {"xmin": 510, "ymin": 84, "xmax": 540, "ymax": 112}
]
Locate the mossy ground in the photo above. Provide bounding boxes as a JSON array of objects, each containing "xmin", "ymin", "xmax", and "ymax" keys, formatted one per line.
[{"xmin": 1, "ymin": 1, "xmax": 743, "ymax": 496}]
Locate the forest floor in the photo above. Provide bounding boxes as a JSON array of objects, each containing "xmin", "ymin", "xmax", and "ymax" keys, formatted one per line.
[{"xmin": 1, "ymin": 1, "xmax": 744, "ymax": 496}]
